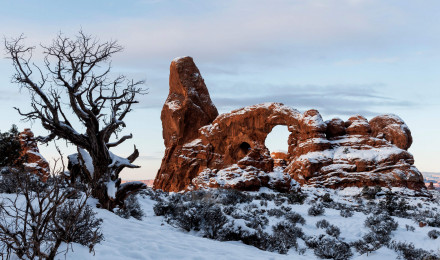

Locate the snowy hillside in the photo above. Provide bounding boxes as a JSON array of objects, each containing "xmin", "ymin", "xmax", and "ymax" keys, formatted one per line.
[{"xmin": 59, "ymin": 187, "xmax": 440, "ymax": 260}]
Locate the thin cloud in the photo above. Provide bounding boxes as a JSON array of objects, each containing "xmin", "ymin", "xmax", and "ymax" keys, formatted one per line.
[{"xmin": 210, "ymin": 83, "xmax": 417, "ymax": 116}]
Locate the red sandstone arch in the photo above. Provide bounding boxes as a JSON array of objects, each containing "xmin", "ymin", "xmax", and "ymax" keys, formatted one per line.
[{"xmin": 153, "ymin": 56, "xmax": 426, "ymax": 193}]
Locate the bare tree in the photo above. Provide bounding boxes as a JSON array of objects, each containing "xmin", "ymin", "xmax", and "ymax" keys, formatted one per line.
[{"xmin": 4, "ymin": 31, "xmax": 147, "ymax": 210}]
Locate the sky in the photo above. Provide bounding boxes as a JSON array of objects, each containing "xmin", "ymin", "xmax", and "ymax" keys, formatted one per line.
[{"xmin": 0, "ymin": 0, "xmax": 439, "ymax": 180}]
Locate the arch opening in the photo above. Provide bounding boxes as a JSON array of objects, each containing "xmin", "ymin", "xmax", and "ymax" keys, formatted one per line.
[
  {"xmin": 231, "ymin": 141, "xmax": 252, "ymax": 162},
  {"xmin": 265, "ymin": 125, "xmax": 290, "ymax": 169}
]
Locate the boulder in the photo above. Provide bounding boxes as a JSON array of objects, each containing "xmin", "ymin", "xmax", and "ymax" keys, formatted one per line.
[
  {"xmin": 153, "ymin": 57, "xmax": 426, "ymax": 193},
  {"xmin": 18, "ymin": 129, "xmax": 50, "ymax": 181}
]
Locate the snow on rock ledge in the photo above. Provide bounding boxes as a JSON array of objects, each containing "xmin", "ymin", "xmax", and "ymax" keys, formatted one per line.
[{"xmin": 153, "ymin": 57, "xmax": 426, "ymax": 193}]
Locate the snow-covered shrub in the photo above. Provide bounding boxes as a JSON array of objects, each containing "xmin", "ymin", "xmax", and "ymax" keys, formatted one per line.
[
  {"xmin": 285, "ymin": 192, "xmax": 307, "ymax": 205},
  {"xmin": 305, "ymin": 235, "xmax": 352, "ymax": 260},
  {"xmin": 285, "ymin": 212, "xmax": 306, "ymax": 225},
  {"xmin": 316, "ymin": 219, "xmax": 330, "ymax": 229},
  {"xmin": 115, "ymin": 194, "xmax": 144, "ymax": 220},
  {"xmin": 139, "ymin": 187, "xmax": 164, "ymax": 201},
  {"xmin": 217, "ymin": 189, "xmax": 252, "ymax": 205},
  {"xmin": 254, "ymin": 192, "xmax": 276, "ymax": 201},
  {"xmin": 321, "ymin": 193, "xmax": 333, "ymax": 203},
  {"xmin": 405, "ymin": 224, "xmax": 415, "ymax": 232},
  {"xmin": 239, "ymin": 228, "xmax": 271, "ymax": 252},
  {"xmin": 269, "ymin": 221, "xmax": 304, "ymax": 254},
  {"xmin": 361, "ymin": 186, "xmax": 382, "ymax": 200},
  {"xmin": 377, "ymin": 193, "xmax": 412, "ymax": 217},
  {"xmin": 352, "ymin": 212, "xmax": 399, "ymax": 255},
  {"xmin": 154, "ymin": 194, "xmax": 229, "ymax": 239},
  {"xmin": 413, "ymin": 209, "xmax": 440, "ymax": 228},
  {"xmin": 308, "ymin": 204, "xmax": 325, "ymax": 216},
  {"xmin": 280, "ymin": 205, "xmax": 291, "ymax": 212},
  {"xmin": 274, "ymin": 196, "xmax": 285, "ymax": 206},
  {"xmin": 325, "ymin": 225, "xmax": 341, "ymax": 238},
  {"xmin": 200, "ymin": 205, "xmax": 228, "ymax": 238},
  {"xmin": 267, "ymin": 208, "xmax": 284, "ymax": 218},
  {"xmin": 340, "ymin": 208, "xmax": 354, "ymax": 218},
  {"xmin": 352, "ymin": 232, "xmax": 383, "ymax": 255},
  {"xmin": 53, "ymin": 200, "xmax": 104, "ymax": 247},
  {"xmin": 0, "ymin": 168, "xmax": 47, "ymax": 194},
  {"xmin": 0, "ymin": 175, "xmax": 102, "ymax": 259},
  {"xmin": 243, "ymin": 203, "xmax": 258, "ymax": 212},
  {"xmin": 244, "ymin": 212, "xmax": 269, "ymax": 229},
  {"xmin": 388, "ymin": 241, "xmax": 439, "ymax": 260},
  {"xmin": 427, "ymin": 229, "xmax": 440, "ymax": 239},
  {"xmin": 364, "ymin": 213, "xmax": 398, "ymax": 237}
]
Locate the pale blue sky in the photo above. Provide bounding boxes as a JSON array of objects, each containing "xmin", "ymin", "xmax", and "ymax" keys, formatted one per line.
[{"xmin": 0, "ymin": 0, "xmax": 439, "ymax": 179}]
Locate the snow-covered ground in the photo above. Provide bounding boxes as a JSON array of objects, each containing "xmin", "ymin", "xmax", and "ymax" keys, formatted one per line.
[
  {"xmin": 67, "ymin": 188, "xmax": 439, "ymax": 260},
  {"xmin": 1, "ymin": 187, "xmax": 440, "ymax": 259}
]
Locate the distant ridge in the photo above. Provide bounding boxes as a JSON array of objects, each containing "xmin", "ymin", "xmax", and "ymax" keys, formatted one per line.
[
  {"xmin": 423, "ymin": 172, "xmax": 440, "ymax": 189},
  {"xmin": 121, "ymin": 180, "xmax": 154, "ymax": 187}
]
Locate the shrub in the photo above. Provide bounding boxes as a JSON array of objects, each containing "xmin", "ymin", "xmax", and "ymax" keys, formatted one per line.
[
  {"xmin": 377, "ymin": 193, "xmax": 412, "ymax": 217},
  {"xmin": 0, "ymin": 174, "xmax": 102, "ymax": 259},
  {"xmin": 326, "ymin": 225, "xmax": 341, "ymax": 238},
  {"xmin": 0, "ymin": 125, "xmax": 21, "ymax": 167},
  {"xmin": 306, "ymin": 235, "xmax": 352, "ymax": 260},
  {"xmin": 362, "ymin": 186, "xmax": 382, "ymax": 200},
  {"xmin": 322, "ymin": 193, "xmax": 333, "ymax": 203},
  {"xmin": 115, "ymin": 194, "xmax": 144, "ymax": 220},
  {"xmin": 244, "ymin": 213, "xmax": 269, "ymax": 229},
  {"xmin": 267, "ymin": 208, "xmax": 284, "ymax": 218},
  {"xmin": 413, "ymin": 209, "xmax": 440, "ymax": 228},
  {"xmin": 405, "ymin": 224, "xmax": 415, "ymax": 232},
  {"xmin": 388, "ymin": 241, "xmax": 439, "ymax": 260},
  {"xmin": 269, "ymin": 221, "xmax": 304, "ymax": 254},
  {"xmin": 364, "ymin": 213, "xmax": 398, "ymax": 237},
  {"xmin": 427, "ymin": 230, "xmax": 440, "ymax": 240},
  {"xmin": 254, "ymin": 193, "xmax": 275, "ymax": 201},
  {"xmin": 0, "ymin": 168, "xmax": 48, "ymax": 194},
  {"xmin": 285, "ymin": 212, "xmax": 306, "ymax": 226},
  {"xmin": 53, "ymin": 200, "xmax": 104, "ymax": 247},
  {"xmin": 352, "ymin": 212, "xmax": 399, "ymax": 255},
  {"xmin": 352, "ymin": 232, "xmax": 385, "ymax": 255},
  {"xmin": 217, "ymin": 189, "xmax": 252, "ymax": 205},
  {"xmin": 308, "ymin": 204, "xmax": 325, "ymax": 216},
  {"xmin": 316, "ymin": 219, "xmax": 330, "ymax": 229},
  {"xmin": 200, "ymin": 205, "xmax": 228, "ymax": 238},
  {"xmin": 285, "ymin": 192, "xmax": 307, "ymax": 205},
  {"xmin": 340, "ymin": 208, "xmax": 354, "ymax": 218}
]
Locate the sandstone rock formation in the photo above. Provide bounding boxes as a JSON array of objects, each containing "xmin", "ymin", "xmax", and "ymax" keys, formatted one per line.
[
  {"xmin": 154, "ymin": 57, "xmax": 426, "ymax": 193},
  {"xmin": 18, "ymin": 129, "xmax": 50, "ymax": 181},
  {"xmin": 271, "ymin": 151, "xmax": 289, "ymax": 168}
]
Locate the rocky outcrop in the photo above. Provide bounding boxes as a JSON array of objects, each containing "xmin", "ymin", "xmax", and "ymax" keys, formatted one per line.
[
  {"xmin": 153, "ymin": 57, "xmax": 426, "ymax": 193},
  {"xmin": 271, "ymin": 151, "xmax": 289, "ymax": 168},
  {"xmin": 18, "ymin": 129, "xmax": 50, "ymax": 181},
  {"xmin": 153, "ymin": 57, "xmax": 218, "ymax": 191}
]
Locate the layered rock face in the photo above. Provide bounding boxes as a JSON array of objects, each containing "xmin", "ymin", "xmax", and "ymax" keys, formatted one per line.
[
  {"xmin": 154, "ymin": 57, "xmax": 425, "ymax": 192},
  {"xmin": 18, "ymin": 129, "xmax": 50, "ymax": 181}
]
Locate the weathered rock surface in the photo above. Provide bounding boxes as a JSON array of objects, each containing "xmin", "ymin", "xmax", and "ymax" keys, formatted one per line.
[
  {"xmin": 271, "ymin": 151, "xmax": 289, "ymax": 168},
  {"xmin": 18, "ymin": 129, "xmax": 50, "ymax": 181},
  {"xmin": 154, "ymin": 57, "xmax": 218, "ymax": 192},
  {"xmin": 154, "ymin": 57, "xmax": 426, "ymax": 192}
]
